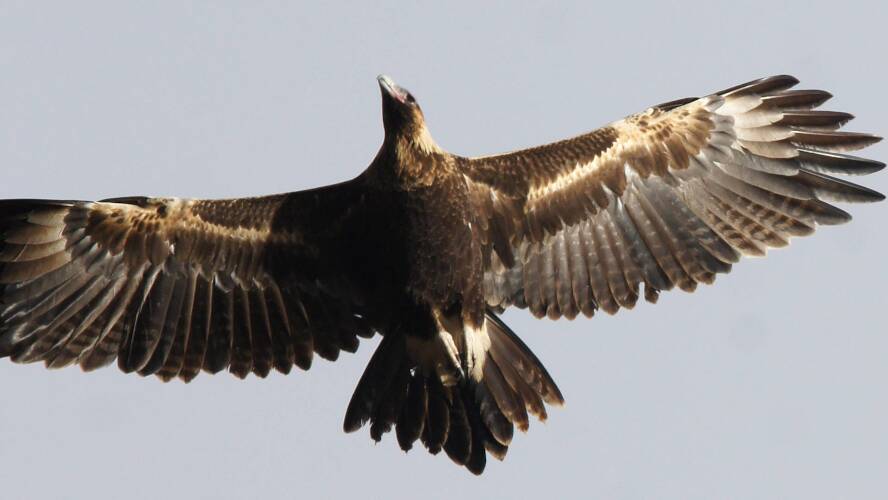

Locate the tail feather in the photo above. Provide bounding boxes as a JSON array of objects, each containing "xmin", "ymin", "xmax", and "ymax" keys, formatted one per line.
[
  {"xmin": 485, "ymin": 312, "xmax": 564, "ymax": 407},
  {"xmin": 395, "ymin": 374, "xmax": 427, "ymax": 451},
  {"xmin": 482, "ymin": 358, "xmax": 529, "ymax": 432},
  {"xmin": 420, "ymin": 377, "xmax": 450, "ymax": 454},
  {"xmin": 342, "ymin": 333, "xmax": 405, "ymax": 434},
  {"xmin": 443, "ymin": 388, "xmax": 472, "ymax": 465},
  {"xmin": 461, "ymin": 387, "xmax": 494, "ymax": 474},
  {"xmin": 472, "ymin": 373, "xmax": 513, "ymax": 446},
  {"xmin": 343, "ymin": 309, "xmax": 562, "ymax": 474},
  {"xmin": 369, "ymin": 357, "xmax": 409, "ymax": 441}
]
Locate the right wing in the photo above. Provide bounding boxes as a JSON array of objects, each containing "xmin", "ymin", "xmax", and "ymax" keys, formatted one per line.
[
  {"xmin": 460, "ymin": 75, "xmax": 884, "ymax": 319},
  {"xmin": 0, "ymin": 180, "xmax": 374, "ymax": 381}
]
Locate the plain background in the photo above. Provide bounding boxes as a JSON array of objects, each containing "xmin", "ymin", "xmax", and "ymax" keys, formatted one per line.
[{"xmin": 1, "ymin": 2, "xmax": 885, "ymax": 499}]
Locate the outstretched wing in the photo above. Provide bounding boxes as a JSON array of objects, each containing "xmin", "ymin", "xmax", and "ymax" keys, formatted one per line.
[
  {"xmin": 460, "ymin": 75, "xmax": 884, "ymax": 319},
  {"xmin": 0, "ymin": 180, "xmax": 375, "ymax": 380}
]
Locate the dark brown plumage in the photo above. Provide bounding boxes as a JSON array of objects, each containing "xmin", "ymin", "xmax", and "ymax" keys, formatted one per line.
[{"xmin": 0, "ymin": 74, "xmax": 883, "ymax": 474}]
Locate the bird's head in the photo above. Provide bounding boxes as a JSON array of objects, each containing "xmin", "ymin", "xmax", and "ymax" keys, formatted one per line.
[{"xmin": 378, "ymin": 75, "xmax": 440, "ymax": 153}]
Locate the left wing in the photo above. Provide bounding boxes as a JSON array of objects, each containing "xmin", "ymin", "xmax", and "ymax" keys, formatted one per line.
[
  {"xmin": 460, "ymin": 75, "xmax": 884, "ymax": 319},
  {"xmin": 0, "ymin": 182, "xmax": 375, "ymax": 380}
]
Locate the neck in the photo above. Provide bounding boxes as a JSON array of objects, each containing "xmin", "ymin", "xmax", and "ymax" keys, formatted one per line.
[
  {"xmin": 405, "ymin": 124, "xmax": 443, "ymax": 155},
  {"xmin": 371, "ymin": 126, "xmax": 447, "ymax": 187},
  {"xmin": 385, "ymin": 122, "xmax": 443, "ymax": 155}
]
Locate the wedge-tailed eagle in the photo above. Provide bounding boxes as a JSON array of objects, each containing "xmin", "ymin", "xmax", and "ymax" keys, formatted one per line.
[{"xmin": 0, "ymin": 74, "xmax": 883, "ymax": 473}]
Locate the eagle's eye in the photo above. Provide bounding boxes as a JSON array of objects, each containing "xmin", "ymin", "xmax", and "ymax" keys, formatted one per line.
[{"xmin": 405, "ymin": 93, "xmax": 416, "ymax": 104}]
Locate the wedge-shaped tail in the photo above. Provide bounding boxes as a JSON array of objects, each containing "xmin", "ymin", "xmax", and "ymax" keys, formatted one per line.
[{"xmin": 343, "ymin": 310, "xmax": 563, "ymax": 474}]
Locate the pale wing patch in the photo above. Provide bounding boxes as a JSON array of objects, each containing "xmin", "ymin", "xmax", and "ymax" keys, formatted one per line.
[
  {"xmin": 525, "ymin": 99, "xmax": 717, "ymax": 215},
  {"xmin": 83, "ymin": 198, "xmax": 303, "ymax": 285},
  {"xmin": 92, "ymin": 198, "xmax": 295, "ymax": 248}
]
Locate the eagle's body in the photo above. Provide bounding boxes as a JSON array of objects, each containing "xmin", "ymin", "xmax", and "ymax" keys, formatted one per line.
[{"xmin": 0, "ymin": 74, "xmax": 883, "ymax": 473}]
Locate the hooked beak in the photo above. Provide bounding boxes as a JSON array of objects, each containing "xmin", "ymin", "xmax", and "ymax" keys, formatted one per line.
[{"xmin": 377, "ymin": 74, "xmax": 407, "ymax": 103}]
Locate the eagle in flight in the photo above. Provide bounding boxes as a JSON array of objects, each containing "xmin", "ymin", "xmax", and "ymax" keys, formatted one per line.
[{"xmin": 0, "ymin": 74, "xmax": 883, "ymax": 474}]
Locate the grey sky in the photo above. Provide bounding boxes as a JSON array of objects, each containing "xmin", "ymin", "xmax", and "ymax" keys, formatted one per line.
[{"xmin": 1, "ymin": 2, "xmax": 886, "ymax": 499}]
